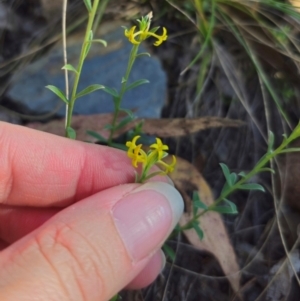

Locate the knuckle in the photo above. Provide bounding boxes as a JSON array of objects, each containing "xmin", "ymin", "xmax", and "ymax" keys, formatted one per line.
[{"xmin": 34, "ymin": 222, "xmax": 107, "ymax": 300}]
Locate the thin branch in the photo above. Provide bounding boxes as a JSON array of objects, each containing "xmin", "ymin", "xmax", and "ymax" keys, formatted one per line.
[{"xmin": 62, "ymin": 0, "xmax": 69, "ymax": 128}]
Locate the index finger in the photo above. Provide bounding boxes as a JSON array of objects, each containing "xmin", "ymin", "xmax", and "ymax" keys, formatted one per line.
[{"xmin": 0, "ymin": 122, "xmax": 135, "ymax": 207}]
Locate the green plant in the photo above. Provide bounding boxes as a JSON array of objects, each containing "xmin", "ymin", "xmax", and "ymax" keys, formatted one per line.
[
  {"xmin": 46, "ymin": 0, "xmax": 107, "ymax": 139},
  {"xmin": 125, "ymin": 135, "xmax": 176, "ymax": 183},
  {"xmin": 178, "ymin": 123, "xmax": 300, "ymax": 240},
  {"xmin": 46, "ymin": 4, "xmax": 167, "ymax": 143}
]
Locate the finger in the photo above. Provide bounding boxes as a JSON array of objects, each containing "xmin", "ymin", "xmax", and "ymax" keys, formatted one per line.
[
  {"xmin": 0, "ymin": 182, "xmax": 183, "ymax": 301},
  {"xmin": 0, "ymin": 205, "xmax": 59, "ymax": 244},
  {"xmin": 126, "ymin": 249, "xmax": 166, "ymax": 290},
  {"xmin": 0, "ymin": 122, "xmax": 136, "ymax": 207},
  {"xmin": 0, "ymin": 239, "xmax": 8, "ymax": 251}
]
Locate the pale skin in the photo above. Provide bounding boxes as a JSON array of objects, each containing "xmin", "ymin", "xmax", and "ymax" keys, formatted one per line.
[{"xmin": 0, "ymin": 122, "xmax": 183, "ymax": 301}]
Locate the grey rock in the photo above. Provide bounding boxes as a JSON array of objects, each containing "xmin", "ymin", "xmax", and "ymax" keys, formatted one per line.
[
  {"xmin": 7, "ymin": 26, "xmax": 167, "ymax": 118},
  {"xmin": 0, "ymin": 109, "xmax": 21, "ymax": 124}
]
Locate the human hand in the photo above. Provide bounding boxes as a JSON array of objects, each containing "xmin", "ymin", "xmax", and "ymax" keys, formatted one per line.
[{"xmin": 0, "ymin": 122, "xmax": 183, "ymax": 301}]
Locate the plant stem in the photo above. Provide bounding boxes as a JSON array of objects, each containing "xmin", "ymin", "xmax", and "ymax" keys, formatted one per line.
[
  {"xmin": 179, "ymin": 131, "xmax": 297, "ymax": 232},
  {"xmin": 65, "ymin": 0, "xmax": 101, "ymax": 137},
  {"xmin": 107, "ymin": 44, "xmax": 139, "ymax": 145}
]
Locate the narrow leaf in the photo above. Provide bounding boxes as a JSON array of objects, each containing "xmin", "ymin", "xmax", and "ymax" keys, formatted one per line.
[
  {"xmin": 220, "ymin": 181, "xmax": 230, "ymax": 196},
  {"xmin": 104, "ymin": 124, "xmax": 113, "ymax": 130},
  {"xmin": 220, "ymin": 163, "xmax": 232, "ymax": 186},
  {"xmin": 115, "ymin": 115, "xmax": 134, "ymax": 131},
  {"xmin": 62, "ymin": 64, "xmax": 78, "ymax": 74},
  {"xmin": 238, "ymin": 171, "xmax": 247, "ymax": 178},
  {"xmin": 230, "ymin": 173, "xmax": 237, "ymax": 186},
  {"xmin": 258, "ymin": 167, "xmax": 275, "ymax": 174},
  {"xmin": 268, "ymin": 131, "xmax": 275, "ymax": 153},
  {"xmin": 102, "ymin": 86, "xmax": 119, "ymax": 98},
  {"xmin": 149, "ymin": 26, "xmax": 160, "ymax": 33},
  {"xmin": 66, "ymin": 127, "xmax": 76, "ymax": 140},
  {"xmin": 125, "ymin": 79, "xmax": 150, "ymax": 92},
  {"xmin": 193, "ymin": 191, "xmax": 208, "ymax": 210},
  {"xmin": 76, "ymin": 84, "xmax": 104, "ymax": 99},
  {"xmin": 279, "ymin": 148, "xmax": 300, "ymax": 154},
  {"xmin": 211, "ymin": 205, "xmax": 238, "ymax": 214},
  {"xmin": 238, "ymin": 183, "xmax": 265, "ymax": 192},
  {"xmin": 162, "ymin": 243, "xmax": 176, "ymax": 262},
  {"xmin": 45, "ymin": 85, "xmax": 68, "ymax": 104},
  {"xmin": 121, "ymin": 77, "xmax": 126, "ymax": 84},
  {"xmin": 84, "ymin": 30, "xmax": 94, "ymax": 58},
  {"xmin": 223, "ymin": 199, "xmax": 238, "ymax": 214},
  {"xmin": 192, "ymin": 221, "xmax": 204, "ymax": 240},
  {"xmin": 120, "ymin": 108, "xmax": 134, "ymax": 118},
  {"xmin": 83, "ymin": 0, "xmax": 92, "ymax": 11},
  {"xmin": 135, "ymin": 52, "xmax": 151, "ymax": 58},
  {"xmin": 110, "ymin": 142, "xmax": 127, "ymax": 151},
  {"xmin": 91, "ymin": 39, "xmax": 107, "ymax": 47},
  {"xmin": 86, "ymin": 130, "xmax": 107, "ymax": 142}
]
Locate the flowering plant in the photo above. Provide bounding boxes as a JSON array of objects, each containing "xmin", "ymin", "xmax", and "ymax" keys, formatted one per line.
[{"xmin": 126, "ymin": 136, "xmax": 176, "ymax": 183}]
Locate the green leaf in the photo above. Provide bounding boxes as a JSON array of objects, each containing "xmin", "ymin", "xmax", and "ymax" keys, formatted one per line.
[
  {"xmin": 104, "ymin": 124, "xmax": 113, "ymax": 130},
  {"xmin": 120, "ymin": 108, "xmax": 135, "ymax": 118},
  {"xmin": 109, "ymin": 294, "xmax": 119, "ymax": 301},
  {"xmin": 238, "ymin": 171, "xmax": 247, "ymax": 178},
  {"xmin": 149, "ymin": 26, "xmax": 160, "ymax": 33},
  {"xmin": 76, "ymin": 84, "xmax": 104, "ymax": 99},
  {"xmin": 84, "ymin": 30, "xmax": 93, "ymax": 58},
  {"xmin": 268, "ymin": 131, "xmax": 275, "ymax": 153},
  {"xmin": 192, "ymin": 191, "xmax": 208, "ymax": 216},
  {"xmin": 86, "ymin": 130, "xmax": 107, "ymax": 142},
  {"xmin": 91, "ymin": 39, "xmax": 107, "ymax": 47},
  {"xmin": 61, "ymin": 64, "xmax": 78, "ymax": 74},
  {"xmin": 115, "ymin": 115, "xmax": 135, "ymax": 131},
  {"xmin": 220, "ymin": 163, "xmax": 232, "ymax": 186},
  {"xmin": 83, "ymin": 0, "xmax": 92, "ymax": 11},
  {"xmin": 121, "ymin": 77, "xmax": 126, "ymax": 84},
  {"xmin": 279, "ymin": 148, "xmax": 300, "ymax": 154},
  {"xmin": 111, "ymin": 142, "xmax": 127, "ymax": 151},
  {"xmin": 192, "ymin": 221, "xmax": 204, "ymax": 240},
  {"xmin": 230, "ymin": 172, "xmax": 237, "ymax": 186},
  {"xmin": 220, "ymin": 181, "xmax": 230, "ymax": 196},
  {"xmin": 135, "ymin": 52, "xmax": 151, "ymax": 58},
  {"xmin": 125, "ymin": 79, "xmax": 150, "ymax": 92},
  {"xmin": 223, "ymin": 199, "xmax": 238, "ymax": 214},
  {"xmin": 258, "ymin": 167, "xmax": 275, "ymax": 174},
  {"xmin": 102, "ymin": 86, "xmax": 119, "ymax": 98},
  {"xmin": 238, "ymin": 183, "xmax": 265, "ymax": 192},
  {"xmin": 162, "ymin": 243, "xmax": 176, "ymax": 262},
  {"xmin": 211, "ymin": 205, "xmax": 238, "ymax": 214},
  {"xmin": 45, "ymin": 85, "xmax": 68, "ymax": 104},
  {"xmin": 66, "ymin": 127, "xmax": 76, "ymax": 139}
]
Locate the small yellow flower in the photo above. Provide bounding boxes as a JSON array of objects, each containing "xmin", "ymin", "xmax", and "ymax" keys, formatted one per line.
[
  {"xmin": 153, "ymin": 27, "xmax": 168, "ymax": 46},
  {"xmin": 124, "ymin": 26, "xmax": 140, "ymax": 45},
  {"xmin": 126, "ymin": 135, "xmax": 140, "ymax": 153},
  {"xmin": 126, "ymin": 135, "xmax": 175, "ymax": 182},
  {"xmin": 127, "ymin": 143, "xmax": 147, "ymax": 168},
  {"xmin": 150, "ymin": 138, "xmax": 169, "ymax": 160},
  {"xmin": 124, "ymin": 25, "xmax": 168, "ymax": 46},
  {"xmin": 158, "ymin": 155, "xmax": 177, "ymax": 174}
]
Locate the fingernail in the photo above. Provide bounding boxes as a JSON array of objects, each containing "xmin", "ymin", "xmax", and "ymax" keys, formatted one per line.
[
  {"xmin": 166, "ymin": 176, "xmax": 175, "ymax": 187},
  {"xmin": 160, "ymin": 250, "xmax": 166, "ymax": 273},
  {"xmin": 112, "ymin": 182, "xmax": 183, "ymax": 262}
]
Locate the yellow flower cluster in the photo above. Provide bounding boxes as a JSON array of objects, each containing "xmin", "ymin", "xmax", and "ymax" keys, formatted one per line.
[
  {"xmin": 125, "ymin": 26, "xmax": 167, "ymax": 46},
  {"xmin": 126, "ymin": 135, "xmax": 176, "ymax": 182},
  {"xmin": 124, "ymin": 12, "xmax": 168, "ymax": 47}
]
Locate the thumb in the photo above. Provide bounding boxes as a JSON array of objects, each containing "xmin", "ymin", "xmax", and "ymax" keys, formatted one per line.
[{"xmin": 0, "ymin": 182, "xmax": 183, "ymax": 301}]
